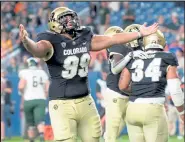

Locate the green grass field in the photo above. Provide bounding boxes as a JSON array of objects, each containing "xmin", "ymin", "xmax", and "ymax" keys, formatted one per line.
[{"xmin": 3, "ymin": 135, "xmax": 184, "ymax": 142}]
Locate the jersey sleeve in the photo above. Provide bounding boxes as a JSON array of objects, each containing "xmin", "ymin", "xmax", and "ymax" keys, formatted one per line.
[
  {"xmin": 163, "ymin": 52, "xmax": 179, "ymax": 66},
  {"xmin": 125, "ymin": 59, "xmax": 134, "ymax": 72},
  {"xmin": 36, "ymin": 32, "xmax": 55, "ymax": 43},
  {"xmin": 18, "ymin": 70, "xmax": 27, "ymax": 79},
  {"xmin": 107, "ymin": 45, "xmax": 132, "ymax": 58}
]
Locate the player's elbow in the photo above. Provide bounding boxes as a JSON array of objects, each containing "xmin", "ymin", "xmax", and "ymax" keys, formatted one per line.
[
  {"xmin": 35, "ymin": 40, "xmax": 53, "ymax": 59},
  {"xmin": 118, "ymin": 82, "xmax": 127, "ymax": 91},
  {"xmin": 111, "ymin": 67, "xmax": 119, "ymax": 75}
]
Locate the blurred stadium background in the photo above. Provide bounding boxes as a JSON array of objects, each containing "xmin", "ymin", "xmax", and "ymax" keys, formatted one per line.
[{"xmin": 1, "ymin": 1, "xmax": 184, "ymax": 142}]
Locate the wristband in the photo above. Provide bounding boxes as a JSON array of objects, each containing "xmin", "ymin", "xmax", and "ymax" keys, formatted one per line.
[
  {"xmin": 137, "ymin": 32, "xmax": 142, "ymax": 38},
  {"xmin": 179, "ymin": 110, "xmax": 184, "ymax": 115}
]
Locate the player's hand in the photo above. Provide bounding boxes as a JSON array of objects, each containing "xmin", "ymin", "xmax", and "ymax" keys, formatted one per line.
[
  {"xmin": 132, "ymin": 50, "xmax": 148, "ymax": 59},
  {"xmin": 139, "ymin": 22, "xmax": 159, "ymax": 37},
  {"xmin": 19, "ymin": 24, "xmax": 28, "ymax": 42}
]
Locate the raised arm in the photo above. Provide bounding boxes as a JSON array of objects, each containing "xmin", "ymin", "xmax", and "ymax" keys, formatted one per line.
[
  {"xmin": 91, "ymin": 23, "xmax": 158, "ymax": 51},
  {"xmin": 110, "ymin": 51, "xmax": 148, "ymax": 74},
  {"xmin": 19, "ymin": 24, "xmax": 53, "ymax": 59}
]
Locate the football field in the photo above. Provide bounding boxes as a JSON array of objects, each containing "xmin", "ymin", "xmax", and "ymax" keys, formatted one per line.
[{"xmin": 3, "ymin": 135, "xmax": 184, "ymax": 142}]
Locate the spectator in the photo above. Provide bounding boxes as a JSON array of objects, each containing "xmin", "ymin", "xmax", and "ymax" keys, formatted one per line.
[
  {"xmin": 108, "ymin": 2, "xmax": 120, "ymax": 12},
  {"xmin": 18, "ymin": 55, "xmax": 29, "ymax": 71},
  {"xmin": 38, "ymin": 2, "xmax": 51, "ymax": 25},
  {"xmin": 1, "ymin": 32, "xmax": 13, "ymax": 58},
  {"xmin": 1, "ymin": 70, "xmax": 13, "ymax": 140},
  {"xmin": 6, "ymin": 57, "xmax": 19, "ymax": 74},
  {"xmin": 86, "ymin": 17, "xmax": 99, "ymax": 34},
  {"xmin": 121, "ymin": 2, "xmax": 135, "ymax": 29},
  {"xmin": 99, "ymin": 2, "xmax": 110, "ymax": 34},
  {"xmin": 165, "ymin": 12, "xmax": 181, "ymax": 32},
  {"xmin": 90, "ymin": 52, "xmax": 108, "ymax": 72},
  {"xmin": 96, "ymin": 71, "xmax": 107, "ymax": 132},
  {"xmin": 176, "ymin": 25, "xmax": 184, "ymax": 50},
  {"xmin": 89, "ymin": 2, "xmax": 98, "ymax": 20},
  {"xmin": 157, "ymin": 15, "xmax": 169, "ymax": 32},
  {"xmin": 175, "ymin": 49, "xmax": 184, "ymax": 79},
  {"xmin": 57, "ymin": 2, "xmax": 65, "ymax": 7}
]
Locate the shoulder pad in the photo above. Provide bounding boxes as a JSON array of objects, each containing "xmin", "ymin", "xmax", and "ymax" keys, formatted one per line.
[
  {"xmin": 160, "ymin": 52, "xmax": 178, "ymax": 66},
  {"xmin": 108, "ymin": 44, "xmax": 132, "ymax": 57},
  {"xmin": 37, "ymin": 31, "xmax": 60, "ymax": 43},
  {"xmin": 18, "ymin": 69, "xmax": 28, "ymax": 78},
  {"xmin": 36, "ymin": 31, "xmax": 57, "ymax": 43}
]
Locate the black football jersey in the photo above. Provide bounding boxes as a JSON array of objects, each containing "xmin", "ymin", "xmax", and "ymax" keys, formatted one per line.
[
  {"xmin": 36, "ymin": 27, "xmax": 93, "ymax": 100},
  {"xmin": 126, "ymin": 51, "xmax": 178, "ymax": 101},
  {"xmin": 106, "ymin": 44, "xmax": 132, "ymax": 96}
]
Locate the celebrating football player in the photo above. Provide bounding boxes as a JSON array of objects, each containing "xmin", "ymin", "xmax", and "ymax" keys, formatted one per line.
[
  {"xmin": 103, "ymin": 25, "xmax": 148, "ymax": 142},
  {"xmin": 119, "ymin": 30, "xmax": 184, "ymax": 142},
  {"xmin": 19, "ymin": 58, "xmax": 49, "ymax": 142},
  {"xmin": 19, "ymin": 7, "xmax": 158, "ymax": 142}
]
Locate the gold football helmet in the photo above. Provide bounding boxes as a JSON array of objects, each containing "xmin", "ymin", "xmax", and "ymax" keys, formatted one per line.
[
  {"xmin": 143, "ymin": 30, "xmax": 166, "ymax": 51},
  {"xmin": 124, "ymin": 24, "xmax": 143, "ymax": 49},
  {"xmin": 104, "ymin": 26, "xmax": 124, "ymax": 35},
  {"xmin": 48, "ymin": 7, "xmax": 80, "ymax": 34}
]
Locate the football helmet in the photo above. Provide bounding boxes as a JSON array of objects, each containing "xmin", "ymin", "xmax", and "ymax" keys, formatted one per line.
[
  {"xmin": 104, "ymin": 26, "xmax": 124, "ymax": 35},
  {"xmin": 27, "ymin": 57, "xmax": 38, "ymax": 67},
  {"xmin": 124, "ymin": 24, "xmax": 143, "ymax": 49},
  {"xmin": 143, "ymin": 30, "xmax": 166, "ymax": 51},
  {"xmin": 48, "ymin": 7, "xmax": 80, "ymax": 35}
]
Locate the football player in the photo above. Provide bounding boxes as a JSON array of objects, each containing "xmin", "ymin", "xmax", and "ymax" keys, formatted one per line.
[
  {"xmin": 19, "ymin": 7, "xmax": 158, "ymax": 142},
  {"xmin": 104, "ymin": 25, "xmax": 147, "ymax": 142},
  {"xmin": 118, "ymin": 30, "xmax": 184, "ymax": 142},
  {"xmin": 19, "ymin": 58, "xmax": 49, "ymax": 142}
]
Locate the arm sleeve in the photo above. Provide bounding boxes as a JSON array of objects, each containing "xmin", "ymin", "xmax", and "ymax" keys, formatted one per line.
[
  {"xmin": 36, "ymin": 32, "xmax": 54, "ymax": 43},
  {"xmin": 108, "ymin": 45, "xmax": 133, "ymax": 74}
]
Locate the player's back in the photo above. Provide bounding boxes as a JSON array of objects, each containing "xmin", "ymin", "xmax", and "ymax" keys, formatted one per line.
[
  {"xmin": 19, "ymin": 68, "xmax": 48, "ymax": 100},
  {"xmin": 127, "ymin": 51, "xmax": 178, "ymax": 102}
]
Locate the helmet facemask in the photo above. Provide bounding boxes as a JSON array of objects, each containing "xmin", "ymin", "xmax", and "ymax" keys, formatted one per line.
[{"xmin": 58, "ymin": 13, "xmax": 80, "ymax": 34}]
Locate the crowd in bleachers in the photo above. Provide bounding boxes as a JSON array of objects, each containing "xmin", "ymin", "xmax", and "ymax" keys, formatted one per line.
[
  {"xmin": 1, "ymin": 2, "xmax": 184, "ymax": 74},
  {"xmin": 1, "ymin": 1, "xmax": 184, "ymax": 139}
]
